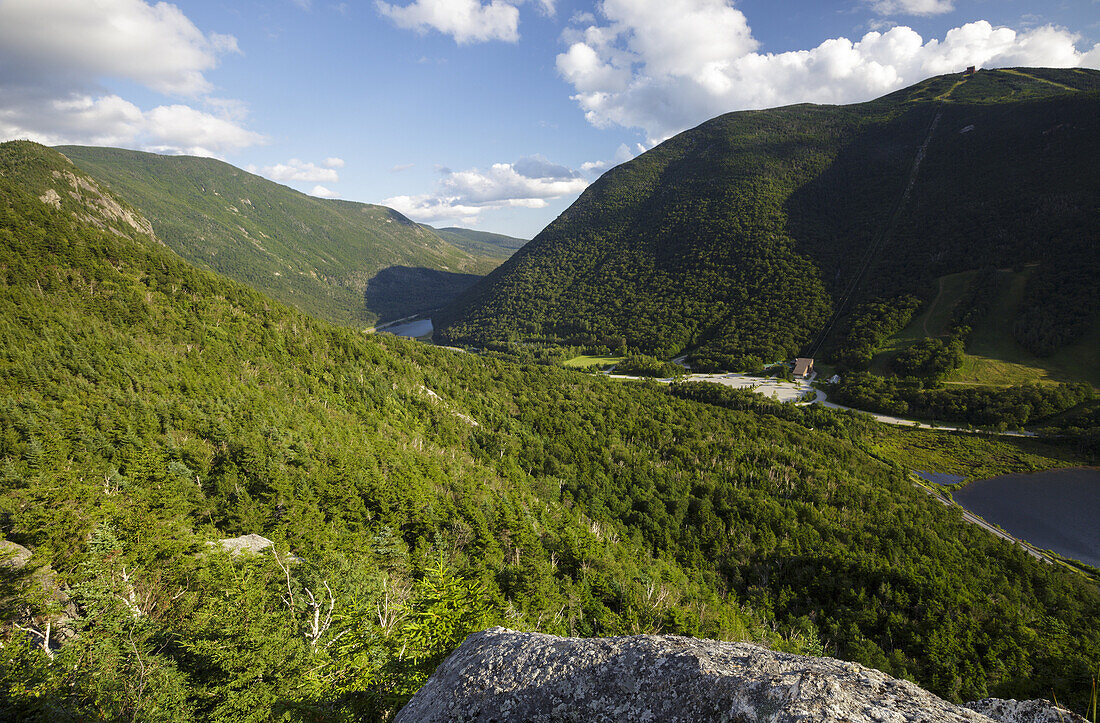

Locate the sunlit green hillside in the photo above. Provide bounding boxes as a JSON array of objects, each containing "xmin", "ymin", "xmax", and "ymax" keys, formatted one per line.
[
  {"xmin": 2, "ymin": 140, "xmax": 1098, "ymax": 720},
  {"xmin": 59, "ymin": 145, "xmax": 500, "ymax": 326}
]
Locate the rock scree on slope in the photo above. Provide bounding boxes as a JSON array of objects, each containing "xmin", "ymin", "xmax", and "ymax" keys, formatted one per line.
[{"xmin": 395, "ymin": 627, "xmax": 1086, "ymax": 722}]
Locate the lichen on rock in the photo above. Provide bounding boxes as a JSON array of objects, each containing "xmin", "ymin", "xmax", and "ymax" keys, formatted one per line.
[
  {"xmin": 396, "ymin": 628, "xmax": 1086, "ymax": 723},
  {"xmin": 207, "ymin": 533, "xmax": 275, "ymax": 556}
]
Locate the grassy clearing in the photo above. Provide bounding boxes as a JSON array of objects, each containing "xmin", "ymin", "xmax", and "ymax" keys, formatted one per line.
[
  {"xmin": 946, "ymin": 268, "xmax": 1100, "ymax": 388},
  {"xmin": 563, "ymin": 354, "xmax": 624, "ymax": 369},
  {"xmin": 950, "ymin": 324, "xmax": 1100, "ymax": 388},
  {"xmin": 870, "ymin": 270, "xmax": 975, "ymax": 374},
  {"xmin": 870, "ymin": 267, "xmax": 1100, "ymax": 388},
  {"xmin": 934, "ymin": 78, "xmax": 967, "ymax": 101},
  {"xmin": 868, "ymin": 425, "xmax": 1089, "ymax": 482}
]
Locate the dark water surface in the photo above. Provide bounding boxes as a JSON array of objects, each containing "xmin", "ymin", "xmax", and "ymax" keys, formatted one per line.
[
  {"xmin": 915, "ymin": 471, "xmax": 966, "ymax": 486},
  {"xmin": 954, "ymin": 467, "xmax": 1100, "ymax": 568}
]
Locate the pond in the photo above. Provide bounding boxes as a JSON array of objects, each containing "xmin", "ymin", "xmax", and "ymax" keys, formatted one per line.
[
  {"xmin": 915, "ymin": 471, "xmax": 966, "ymax": 486},
  {"xmin": 376, "ymin": 318, "xmax": 433, "ymax": 338},
  {"xmin": 954, "ymin": 467, "xmax": 1100, "ymax": 568}
]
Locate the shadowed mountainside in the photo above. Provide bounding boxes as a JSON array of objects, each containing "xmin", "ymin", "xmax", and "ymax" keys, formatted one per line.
[{"xmin": 438, "ymin": 68, "xmax": 1100, "ymax": 372}]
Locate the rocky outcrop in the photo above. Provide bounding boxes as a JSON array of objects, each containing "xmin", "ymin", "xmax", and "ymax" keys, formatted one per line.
[
  {"xmin": 396, "ymin": 628, "xmax": 1086, "ymax": 722},
  {"xmin": 0, "ymin": 539, "xmax": 33, "ymax": 567},
  {"xmin": 207, "ymin": 533, "xmax": 275, "ymax": 556},
  {"xmin": 965, "ymin": 698, "xmax": 1088, "ymax": 723},
  {"xmin": 49, "ymin": 168, "xmax": 158, "ymax": 240},
  {"xmin": 1, "ymin": 539, "xmax": 78, "ymax": 651}
]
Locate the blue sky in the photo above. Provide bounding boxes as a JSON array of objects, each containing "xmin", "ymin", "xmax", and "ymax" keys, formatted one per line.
[{"xmin": 1, "ymin": 0, "xmax": 1097, "ymax": 238}]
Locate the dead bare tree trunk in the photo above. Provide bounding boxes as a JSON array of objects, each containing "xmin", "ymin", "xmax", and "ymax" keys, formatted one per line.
[
  {"xmin": 272, "ymin": 548, "xmax": 340, "ymax": 650},
  {"xmin": 14, "ymin": 619, "xmax": 54, "ymax": 661}
]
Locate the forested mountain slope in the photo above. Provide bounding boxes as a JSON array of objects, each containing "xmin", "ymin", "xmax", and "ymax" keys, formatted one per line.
[
  {"xmin": 425, "ymin": 225, "xmax": 527, "ymax": 259},
  {"xmin": 57, "ymin": 145, "xmax": 498, "ymax": 326},
  {"xmin": 438, "ymin": 68, "xmax": 1100, "ymax": 370},
  {"xmin": 2, "ymin": 141, "xmax": 1099, "ymax": 720}
]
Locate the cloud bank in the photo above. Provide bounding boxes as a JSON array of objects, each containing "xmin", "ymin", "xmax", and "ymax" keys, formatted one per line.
[
  {"xmin": 557, "ymin": 0, "xmax": 1100, "ymax": 142},
  {"xmin": 580, "ymin": 142, "xmax": 638, "ymax": 174},
  {"xmin": 0, "ymin": 0, "xmax": 264, "ymax": 156},
  {"xmin": 384, "ymin": 155, "xmax": 588, "ymax": 224}
]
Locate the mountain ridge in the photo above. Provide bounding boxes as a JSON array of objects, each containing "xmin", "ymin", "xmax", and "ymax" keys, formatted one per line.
[
  {"xmin": 425, "ymin": 225, "xmax": 527, "ymax": 259},
  {"xmin": 57, "ymin": 145, "xmax": 501, "ymax": 326},
  {"xmin": 437, "ymin": 68, "xmax": 1100, "ymax": 374}
]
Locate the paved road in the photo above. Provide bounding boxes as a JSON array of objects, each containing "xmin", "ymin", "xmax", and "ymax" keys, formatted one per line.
[
  {"xmin": 810, "ymin": 387, "xmax": 1035, "ymax": 437},
  {"xmin": 609, "ymin": 370, "xmax": 1034, "ymax": 438}
]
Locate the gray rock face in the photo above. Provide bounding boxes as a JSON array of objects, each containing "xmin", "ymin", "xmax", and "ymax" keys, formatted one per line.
[
  {"xmin": 965, "ymin": 698, "xmax": 1087, "ymax": 723},
  {"xmin": 207, "ymin": 533, "xmax": 274, "ymax": 556},
  {"xmin": 1, "ymin": 538, "xmax": 78, "ymax": 648},
  {"xmin": 397, "ymin": 628, "xmax": 1085, "ymax": 723},
  {"xmin": 0, "ymin": 539, "xmax": 32, "ymax": 568}
]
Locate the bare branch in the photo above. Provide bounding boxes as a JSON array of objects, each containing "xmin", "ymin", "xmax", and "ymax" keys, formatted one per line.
[
  {"xmin": 13, "ymin": 621, "xmax": 53, "ymax": 660},
  {"xmin": 376, "ymin": 576, "xmax": 409, "ymax": 635},
  {"xmin": 302, "ymin": 581, "xmax": 338, "ymax": 648},
  {"xmin": 271, "ymin": 549, "xmax": 295, "ymax": 612},
  {"xmin": 305, "ymin": 587, "xmax": 320, "ymax": 644},
  {"xmin": 116, "ymin": 565, "xmax": 145, "ymax": 618},
  {"xmin": 324, "ymin": 628, "xmax": 350, "ymax": 649}
]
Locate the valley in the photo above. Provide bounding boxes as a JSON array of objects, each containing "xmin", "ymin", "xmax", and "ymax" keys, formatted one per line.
[{"xmin": 0, "ymin": 66, "xmax": 1098, "ymax": 722}]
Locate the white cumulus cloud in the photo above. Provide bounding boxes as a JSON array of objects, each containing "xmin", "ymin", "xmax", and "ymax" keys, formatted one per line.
[
  {"xmin": 383, "ymin": 195, "xmax": 484, "ymax": 225},
  {"xmin": 0, "ymin": 0, "xmax": 264, "ymax": 156},
  {"xmin": 0, "ymin": 0, "xmax": 238, "ymax": 96},
  {"xmin": 383, "ymin": 155, "xmax": 589, "ymax": 225},
  {"xmin": 0, "ymin": 92, "xmax": 265, "ymax": 156},
  {"xmin": 254, "ymin": 158, "xmax": 341, "ymax": 183},
  {"xmin": 323, "ymin": 157, "xmax": 346, "ymax": 169},
  {"xmin": 558, "ymin": 3, "xmax": 1100, "ymax": 143},
  {"xmin": 310, "ymin": 185, "xmax": 339, "ymax": 197},
  {"xmin": 377, "ymin": 0, "xmax": 521, "ymax": 43},
  {"xmin": 580, "ymin": 143, "xmax": 637, "ymax": 174},
  {"xmin": 143, "ymin": 105, "xmax": 266, "ymax": 155}
]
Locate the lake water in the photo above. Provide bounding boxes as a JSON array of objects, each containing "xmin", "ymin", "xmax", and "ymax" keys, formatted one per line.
[
  {"xmin": 377, "ymin": 319, "xmax": 433, "ymax": 338},
  {"xmin": 915, "ymin": 471, "xmax": 966, "ymax": 486},
  {"xmin": 954, "ymin": 467, "xmax": 1100, "ymax": 568}
]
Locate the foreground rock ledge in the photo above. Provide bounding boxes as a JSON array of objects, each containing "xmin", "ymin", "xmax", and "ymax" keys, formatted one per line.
[{"xmin": 396, "ymin": 627, "xmax": 1084, "ymax": 722}]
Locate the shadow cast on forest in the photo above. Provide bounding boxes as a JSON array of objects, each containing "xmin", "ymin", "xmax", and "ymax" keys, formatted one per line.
[{"xmin": 364, "ymin": 266, "xmax": 483, "ymax": 322}]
